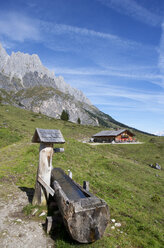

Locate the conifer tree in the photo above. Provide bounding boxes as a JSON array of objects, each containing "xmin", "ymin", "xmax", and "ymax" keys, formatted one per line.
[
  {"xmin": 77, "ymin": 117, "xmax": 81, "ymax": 124},
  {"xmin": 61, "ymin": 110, "xmax": 69, "ymax": 121}
]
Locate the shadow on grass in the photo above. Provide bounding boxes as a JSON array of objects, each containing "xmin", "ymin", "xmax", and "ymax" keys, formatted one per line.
[
  {"xmin": 44, "ymin": 196, "xmax": 82, "ymax": 247},
  {"xmin": 46, "ymin": 219, "xmax": 81, "ymax": 247},
  {"xmin": 19, "ymin": 187, "xmax": 34, "ymax": 203}
]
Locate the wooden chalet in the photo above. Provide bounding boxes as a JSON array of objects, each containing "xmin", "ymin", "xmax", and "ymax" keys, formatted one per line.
[{"xmin": 92, "ymin": 129, "xmax": 135, "ymax": 143}]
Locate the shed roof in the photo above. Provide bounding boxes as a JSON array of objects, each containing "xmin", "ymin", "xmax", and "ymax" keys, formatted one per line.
[
  {"xmin": 32, "ymin": 128, "xmax": 65, "ymax": 144},
  {"xmin": 92, "ymin": 129, "xmax": 134, "ymax": 137}
]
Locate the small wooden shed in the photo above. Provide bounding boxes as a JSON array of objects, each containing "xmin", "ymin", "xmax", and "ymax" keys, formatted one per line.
[
  {"xmin": 32, "ymin": 128, "xmax": 65, "ymax": 144},
  {"xmin": 92, "ymin": 129, "xmax": 135, "ymax": 143}
]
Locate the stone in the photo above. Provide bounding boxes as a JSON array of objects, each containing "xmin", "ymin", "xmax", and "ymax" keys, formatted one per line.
[
  {"xmin": 149, "ymin": 163, "xmax": 161, "ymax": 170},
  {"xmin": 16, "ymin": 219, "xmax": 22, "ymax": 223},
  {"xmin": 32, "ymin": 208, "xmax": 38, "ymax": 216},
  {"xmin": 39, "ymin": 212, "xmax": 46, "ymax": 217},
  {"xmin": 155, "ymin": 163, "xmax": 161, "ymax": 170},
  {"xmin": 115, "ymin": 223, "xmax": 121, "ymax": 227}
]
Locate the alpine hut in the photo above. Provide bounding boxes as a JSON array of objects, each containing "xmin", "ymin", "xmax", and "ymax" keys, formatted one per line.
[{"xmin": 92, "ymin": 129, "xmax": 135, "ymax": 143}]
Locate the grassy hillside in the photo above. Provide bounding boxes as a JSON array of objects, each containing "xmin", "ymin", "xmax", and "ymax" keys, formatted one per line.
[
  {"xmin": 0, "ymin": 86, "xmax": 139, "ymax": 130},
  {"xmin": 0, "ymin": 104, "xmax": 164, "ymax": 248}
]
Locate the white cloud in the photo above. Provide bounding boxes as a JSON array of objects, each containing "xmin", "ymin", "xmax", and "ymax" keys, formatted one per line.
[
  {"xmin": 97, "ymin": 0, "xmax": 162, "ymax": 26},
  {"xmin": 88, "ymin": 85, "xmax": 164, "ymax": 103},
  {"xmin": 40, "ymin": 21, "xmax": 118, "ymax": 39},
  {"xmin": 158, "ymin": 22, "xmax": 164, "ymax": 88},
  {"xmin": 60, "ymin": 75, "xmax": 164, "ymax": 113},
  {"xmin": 0, "ymin": 11, "xmax": 156, "ymax": 55},
  {"xmin": 54, "ymin": 65, "xmax": 161, "ymax": 81},
  {"xmin": 67, "ymin": 78, "xmax": 164, "ymax": 109},
  {"xmin": 0, "ymin": 12, "xmax": 40, "ymax": 42},
  {"xmin": 40, "ymin": 20, "xmax": 158, "ymax": 78},
  {"xmin": 153, "ymin": 131, "xmax": 164, "ymax": 136},
  {"xmin": 39, "ymin": 20, "xmax": 155, "ymax": 51},
  {"xmin": 154, "ymin": 131, "xmax": 164, "ymax": 136},
  {"xmin": 89, "ymin": 91, "xmax": 164, "ymax": 114}
]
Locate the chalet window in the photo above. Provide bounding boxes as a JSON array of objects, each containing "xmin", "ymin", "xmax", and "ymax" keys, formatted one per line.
[{"xmin": 121, "ymin": 134, "xmax": 129, "ymax": 138}]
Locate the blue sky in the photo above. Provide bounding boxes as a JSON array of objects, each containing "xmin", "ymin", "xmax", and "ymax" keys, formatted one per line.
[{"xmin": 0, "ymin": 0, "xmax": 164, "ymax": 134}]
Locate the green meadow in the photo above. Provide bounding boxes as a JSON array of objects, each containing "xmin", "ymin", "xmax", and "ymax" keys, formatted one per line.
[{"xmin": 0, "ymin": 104, "xmax": 164, "ymax": 248}]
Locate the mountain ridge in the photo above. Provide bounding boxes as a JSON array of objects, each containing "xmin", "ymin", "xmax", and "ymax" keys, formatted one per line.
[
  {"xmin": 0, "ymin": 43, "xmax": 119, "ymax": 127},
  {"xmin": 0, "ymin": 43, "xmax": 91, "ymax": 105}
]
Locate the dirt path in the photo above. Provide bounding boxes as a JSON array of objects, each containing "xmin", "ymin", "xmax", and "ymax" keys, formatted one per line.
[
  {"xmin": 88, "ymin": 142, "xmax": 144, "ymax": 145},
  {"xmin": 0, "ymin": 181, "xmax": 54, "ymax": 248}
]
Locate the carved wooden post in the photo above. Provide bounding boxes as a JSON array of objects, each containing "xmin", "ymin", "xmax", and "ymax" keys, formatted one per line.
[
  {"xmin": 32, "ymin": 143, "xmax": 53, "ymax": 205},
  {"xmin": 32, "ymin": 128, "xmax": 65, "ymax": 206}
]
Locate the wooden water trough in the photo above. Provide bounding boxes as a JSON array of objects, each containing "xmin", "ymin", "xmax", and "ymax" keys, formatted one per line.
[{"xmin": 51, "ymin": 168, "xmax": 109, "ymax": 243}]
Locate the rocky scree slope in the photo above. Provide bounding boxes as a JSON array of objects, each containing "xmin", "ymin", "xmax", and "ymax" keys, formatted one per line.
[{"xmin": 0, "ymin": 43, "xmax": 120, "ymax": 127}]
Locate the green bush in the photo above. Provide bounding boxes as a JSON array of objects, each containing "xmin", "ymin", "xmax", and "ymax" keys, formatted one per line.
[
  {"xmin": 61, "ymin": 110, "xmax": 69, "ymax": 121},
  {"xmin": 77, "ymin": 117, "xmax": 81, "ymax": 124}
]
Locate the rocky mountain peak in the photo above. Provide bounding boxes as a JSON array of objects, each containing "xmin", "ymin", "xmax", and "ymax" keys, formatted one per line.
[
  {"xmin": 0, "ymin": 43, "xmax": 91, "ymax": 105},
  {"xmin": 2, "ymin": 49, "xmax": 54, "ymax": 80},
  {"xmin": 0, "ymin": 43, "xmax": 9, "ymax": 71}
]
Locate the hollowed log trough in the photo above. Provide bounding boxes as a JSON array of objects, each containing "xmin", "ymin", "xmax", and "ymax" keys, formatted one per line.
[{"xmin": 51, "ymin": 168, "xmax": 109, "ymax": 243}]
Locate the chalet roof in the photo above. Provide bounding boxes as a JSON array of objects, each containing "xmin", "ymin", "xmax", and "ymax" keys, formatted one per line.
[
  {"xmin": 92, "ymin": 129, "xmax": 134, "ymax": 137},
  {"xmin": 32, "ymin": 128, "xmax": 65, "ymax": 144}
]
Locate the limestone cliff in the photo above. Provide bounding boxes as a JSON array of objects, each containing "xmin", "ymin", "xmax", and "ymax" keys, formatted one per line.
[{"xmin": 0, "ymin": 43, "xmax": 91, "ymax": 105}]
